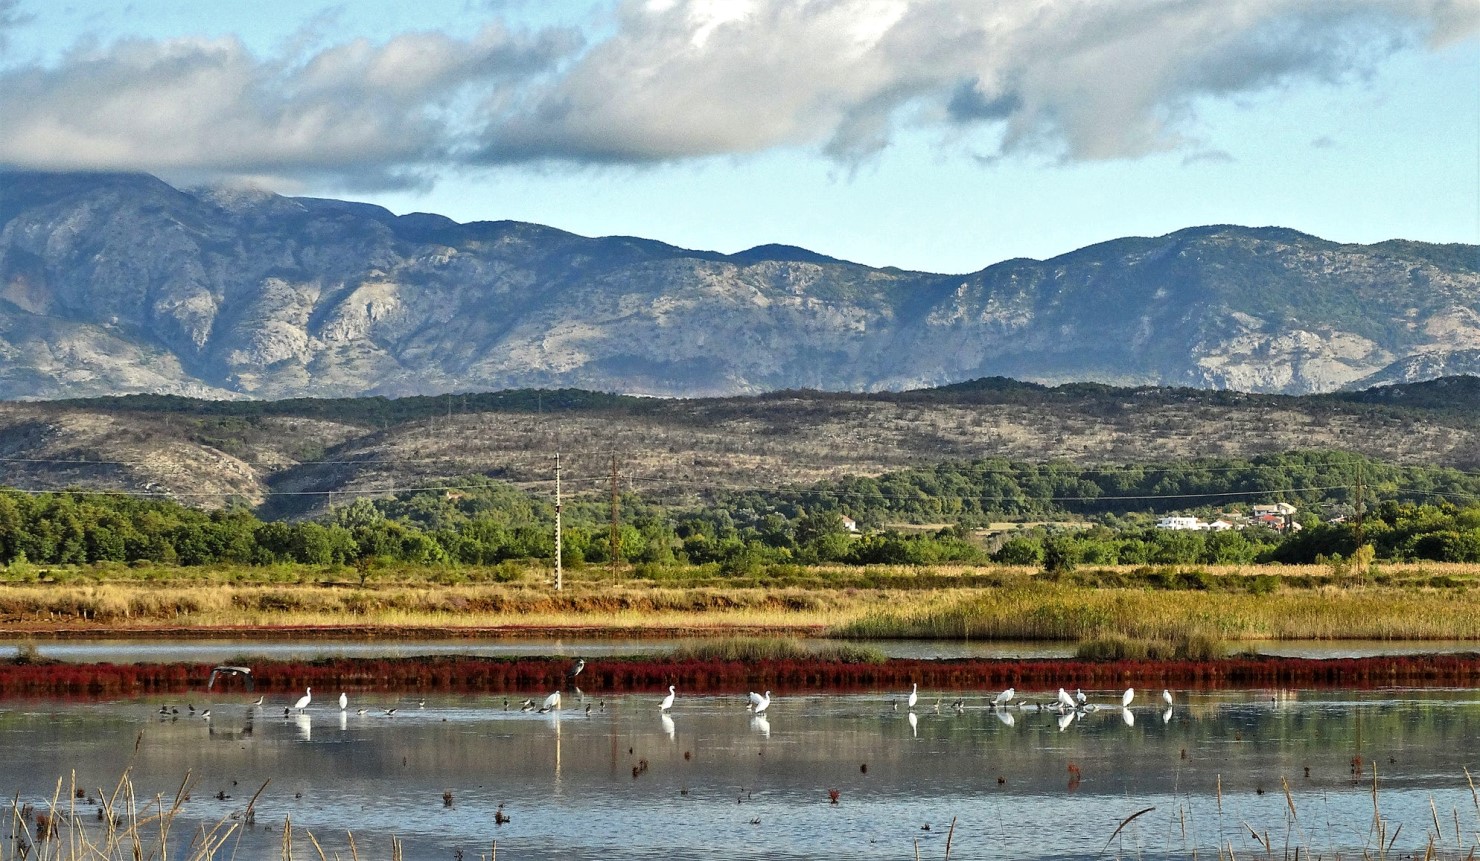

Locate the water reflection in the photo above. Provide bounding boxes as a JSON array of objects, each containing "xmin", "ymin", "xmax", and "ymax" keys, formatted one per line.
[{"xmin": 2, "ymin": 690, "xmax": 1480, "ymax": 861}]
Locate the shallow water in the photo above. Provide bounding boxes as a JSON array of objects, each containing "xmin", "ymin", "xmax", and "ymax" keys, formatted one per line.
[
  {"xmin": 2, "ymin": 688, "xmax": 1477, "ymax": 860},
  {"xmin": 2, "ymin": 636, "xmax": 1475, "ymax": 664}
]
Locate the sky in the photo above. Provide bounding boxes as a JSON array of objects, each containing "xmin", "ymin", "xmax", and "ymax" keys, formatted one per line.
[{"xmin": 0, "ymin": 0, "xmax": 1475, "ymax": 274}]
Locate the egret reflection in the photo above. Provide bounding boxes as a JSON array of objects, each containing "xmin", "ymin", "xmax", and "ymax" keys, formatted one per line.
[
  {"xmin": 293, "ymin": 712, "xmax": 311, "ymax": 741},
  {"xmin": 907, "ymin": 711, "xmax": 918, "ymax": 737},
  {"xmin": 996, "ymin": 710, "xmax": 1016, "ymax": 728},
  {"xmin": 750, "ymin": 714, "xmax": 770, "ymax": 738},
  {"xmin": 661, "ymin": 712, "xmax": 675, "ymax": 740}
]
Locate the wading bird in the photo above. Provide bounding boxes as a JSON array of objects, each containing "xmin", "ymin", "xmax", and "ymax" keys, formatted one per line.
[
  {"xmin": 660, "ymin": 685, "xmax": 676, "ymax": 711},
  {"xmin": 538, "ymin": 691, "xmax": 561, "ymax": 713},
  {"xmin": 206, "ymin": 666, "xmax": 254, "ymax": 691},
  {"xmin": 1057, "ymin": 688, "xmax": 1077, "ymax": 712},
  {"xmin": 1075, "ymin": 688, "xmax": 1087, "ymax": 706},
  {"xmin": 993, "ymin": 687, "xmax": 1016, "ymax": 708},
  {"xmin": 566, "ymin": 658, "xmax": 586, "ymax": 681},
  {"xmin": 1163, "ymin": 689, "xmax": 1173, "ymax": 706},
  {"xmin": 293, "ymin": 687, "xmax": 312, "ymax": 713},
  {"xmin": 907, "ymin": 683, "xmax": 918, "ymax": 711},
  {"xmin": 339, "ymin": 692, "xmax": 348, "ymax": 711},
  {"xmin": 1122, "ymin": 688, "xmax": 1135, "ymax": 708},
  {"xmin": 748, "ymin": 691, "xmax": 771, "ymax": 713}
]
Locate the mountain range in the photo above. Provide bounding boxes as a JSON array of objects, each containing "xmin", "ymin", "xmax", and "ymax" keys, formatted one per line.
[{"xmin": 1, "ymin": 170, "xmax": 1477, "ymax": 400}]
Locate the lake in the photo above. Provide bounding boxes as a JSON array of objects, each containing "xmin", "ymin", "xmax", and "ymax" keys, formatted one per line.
[
  {"xmin": 3, "ymin": 636, "xmax": 1476, "ymax": 664},
  {"xmin": 2, "ymin": 686, "xmax": 1477, "ymax": 860}
]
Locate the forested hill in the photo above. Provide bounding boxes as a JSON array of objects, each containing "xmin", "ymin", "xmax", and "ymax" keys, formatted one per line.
[
  {"xmin": 2, "ymin": 171, "xmax": 1477, "ymax": 399},
  {"xmin": 0, "ymin": 377, "xmax": 1478, "ymax": 521}
]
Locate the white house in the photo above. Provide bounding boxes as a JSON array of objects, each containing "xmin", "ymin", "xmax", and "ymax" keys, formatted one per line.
[
  {"xmin": 1156, "ymin": 516, "xmax": 1207, "ymax": 531},
  {"xmin": 839, "ymin": 515, "xmax": 859, "ymax": 533}
]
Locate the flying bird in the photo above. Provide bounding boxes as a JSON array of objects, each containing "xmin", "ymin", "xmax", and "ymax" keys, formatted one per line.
[{"xmin": 206, "ymin": 666, "xmax": 254, "ymax": 691}]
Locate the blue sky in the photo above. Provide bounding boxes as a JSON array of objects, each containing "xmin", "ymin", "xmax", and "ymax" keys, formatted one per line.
[{"xmin": 1, "ymin": 0, "xmax": 1475, "ymax": 273}]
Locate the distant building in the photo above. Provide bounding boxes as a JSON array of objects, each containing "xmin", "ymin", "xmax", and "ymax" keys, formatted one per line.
[
  {"xmin": 1252, "ymin": 503, "xmax": 1297, "ymax": 517},
  {"xmin": 1156, "ymin": 516, "xmax": 1207, "ymax": 531},
  {"xmin": 840, "ymin": 515, "xmax": 859, "ymax": 533},
  {"xmin": 1207, "ymin": 519, "xmax": 1236, "ymax": 531}
]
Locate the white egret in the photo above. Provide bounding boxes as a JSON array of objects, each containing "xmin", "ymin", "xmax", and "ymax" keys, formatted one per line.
[
  {"xmin": 748, "ymin": 691, "xmax": 771, "ymax": 713},
  {"xmin": 1122, "ymin": 688, "xmax": 1135, "ymax": 708},
  {"xmin": 538, "ymin": 691, "xmax": 561, "ymax": 713},
  {"xmin": 293, "ymin": 687, "xmax": 312, "ymax": 713},
  {"xmin": 251, "ymin": 696, "xmax": 264, "ymax": 707},
  {"xmin": 1056, "ymin": 688, "xmax": 1077, "ymax": 711},
  {"xmin": 993, "ymin": 687, "xmax": 1015, "ymax": 708},
  {"xmin": 907, "ymin": 683, "xmax": 919, "ymax": 710},
  {"xmin": 338, "ymin": 692, "xmax": 348, "ymax": 711},
  {"xmin": 1075, "ymin": 688, "xmax": 1087, "ymax": 705},
  {"xmin": 659, "ymin": 685, "xmax": 676, "ymax": 711},
  {"xmin": 1162, "ymin": 689, "xmax": 1173, "ymax": 706}
]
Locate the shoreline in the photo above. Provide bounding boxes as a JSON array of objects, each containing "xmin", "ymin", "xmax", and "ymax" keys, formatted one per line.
[{"xmin": 3, "ymin": 652, "xmax": 1479, "ymax": 699}]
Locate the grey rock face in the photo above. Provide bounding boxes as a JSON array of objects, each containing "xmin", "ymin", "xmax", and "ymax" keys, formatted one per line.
[{"xmin": 1, "ymin": 172, "xmax": 1476, "ymax": 399}]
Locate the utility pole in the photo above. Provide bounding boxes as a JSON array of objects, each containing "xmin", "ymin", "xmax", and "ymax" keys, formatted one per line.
[
  {"xmin": 1353, "ymin": 458, "xmax": 1366, "ymax": 550},
  {"xmin": 554, "ymin": 452, "xmax": 563, "ymax": 592},
  {"xmin": 609, "ymin": 455, "xmax": 621, "ymax": 578}
]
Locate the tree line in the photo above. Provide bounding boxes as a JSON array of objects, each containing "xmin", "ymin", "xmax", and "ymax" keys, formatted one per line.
[{"xmin": 1, "ymin": 452, "xmax": 1478, "ymax": 571}]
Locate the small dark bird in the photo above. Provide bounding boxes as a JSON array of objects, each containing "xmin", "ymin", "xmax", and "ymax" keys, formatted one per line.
[
  {"xmin": 384, "ymin": 708, "xmax": 398, "ymax": 716},
  {"xmin": 200, "ymin": 710, "xmax": 211, "ymax": 719},
  {"xmin": 584, "ymin": 704, "xmax": 592, "ymax": 717}
]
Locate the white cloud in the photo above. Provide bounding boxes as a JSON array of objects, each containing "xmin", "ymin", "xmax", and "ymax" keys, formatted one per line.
[
  {"xmin": 0, "ymin": 23, "xmax": 577, "ymax": 189},
  {"xmin": 476, "ymin": 0, "xmax": 1479, "ymax": 165},
  {"xmin": 0, "ymin": 0, "xmax": 1473, "ymax": 186}
]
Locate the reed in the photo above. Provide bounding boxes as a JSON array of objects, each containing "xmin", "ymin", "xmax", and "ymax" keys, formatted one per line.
[
  {"xmin": 668, "ymin": 636, "xmax": 887, "ymax": 664},
  {"xmin": 834, "ymin": 583, "xmax": 1480, "ymax": 640}
]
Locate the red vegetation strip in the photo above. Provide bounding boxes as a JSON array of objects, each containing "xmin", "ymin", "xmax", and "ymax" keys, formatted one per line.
[{"xmin": 2, "ymin": 653, "xmax": 1479, "ymax": 699}]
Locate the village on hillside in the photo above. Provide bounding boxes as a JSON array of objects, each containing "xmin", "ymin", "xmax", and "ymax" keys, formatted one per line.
[{"xmin": 1156, "ymin": 502, "xmax": 1301, "ymax": 533}]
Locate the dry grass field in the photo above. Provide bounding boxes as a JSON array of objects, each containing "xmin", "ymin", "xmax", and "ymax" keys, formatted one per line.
[{"xmin": 3, "ymin": 561, "xmax": 1479, "ymax": 642}]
